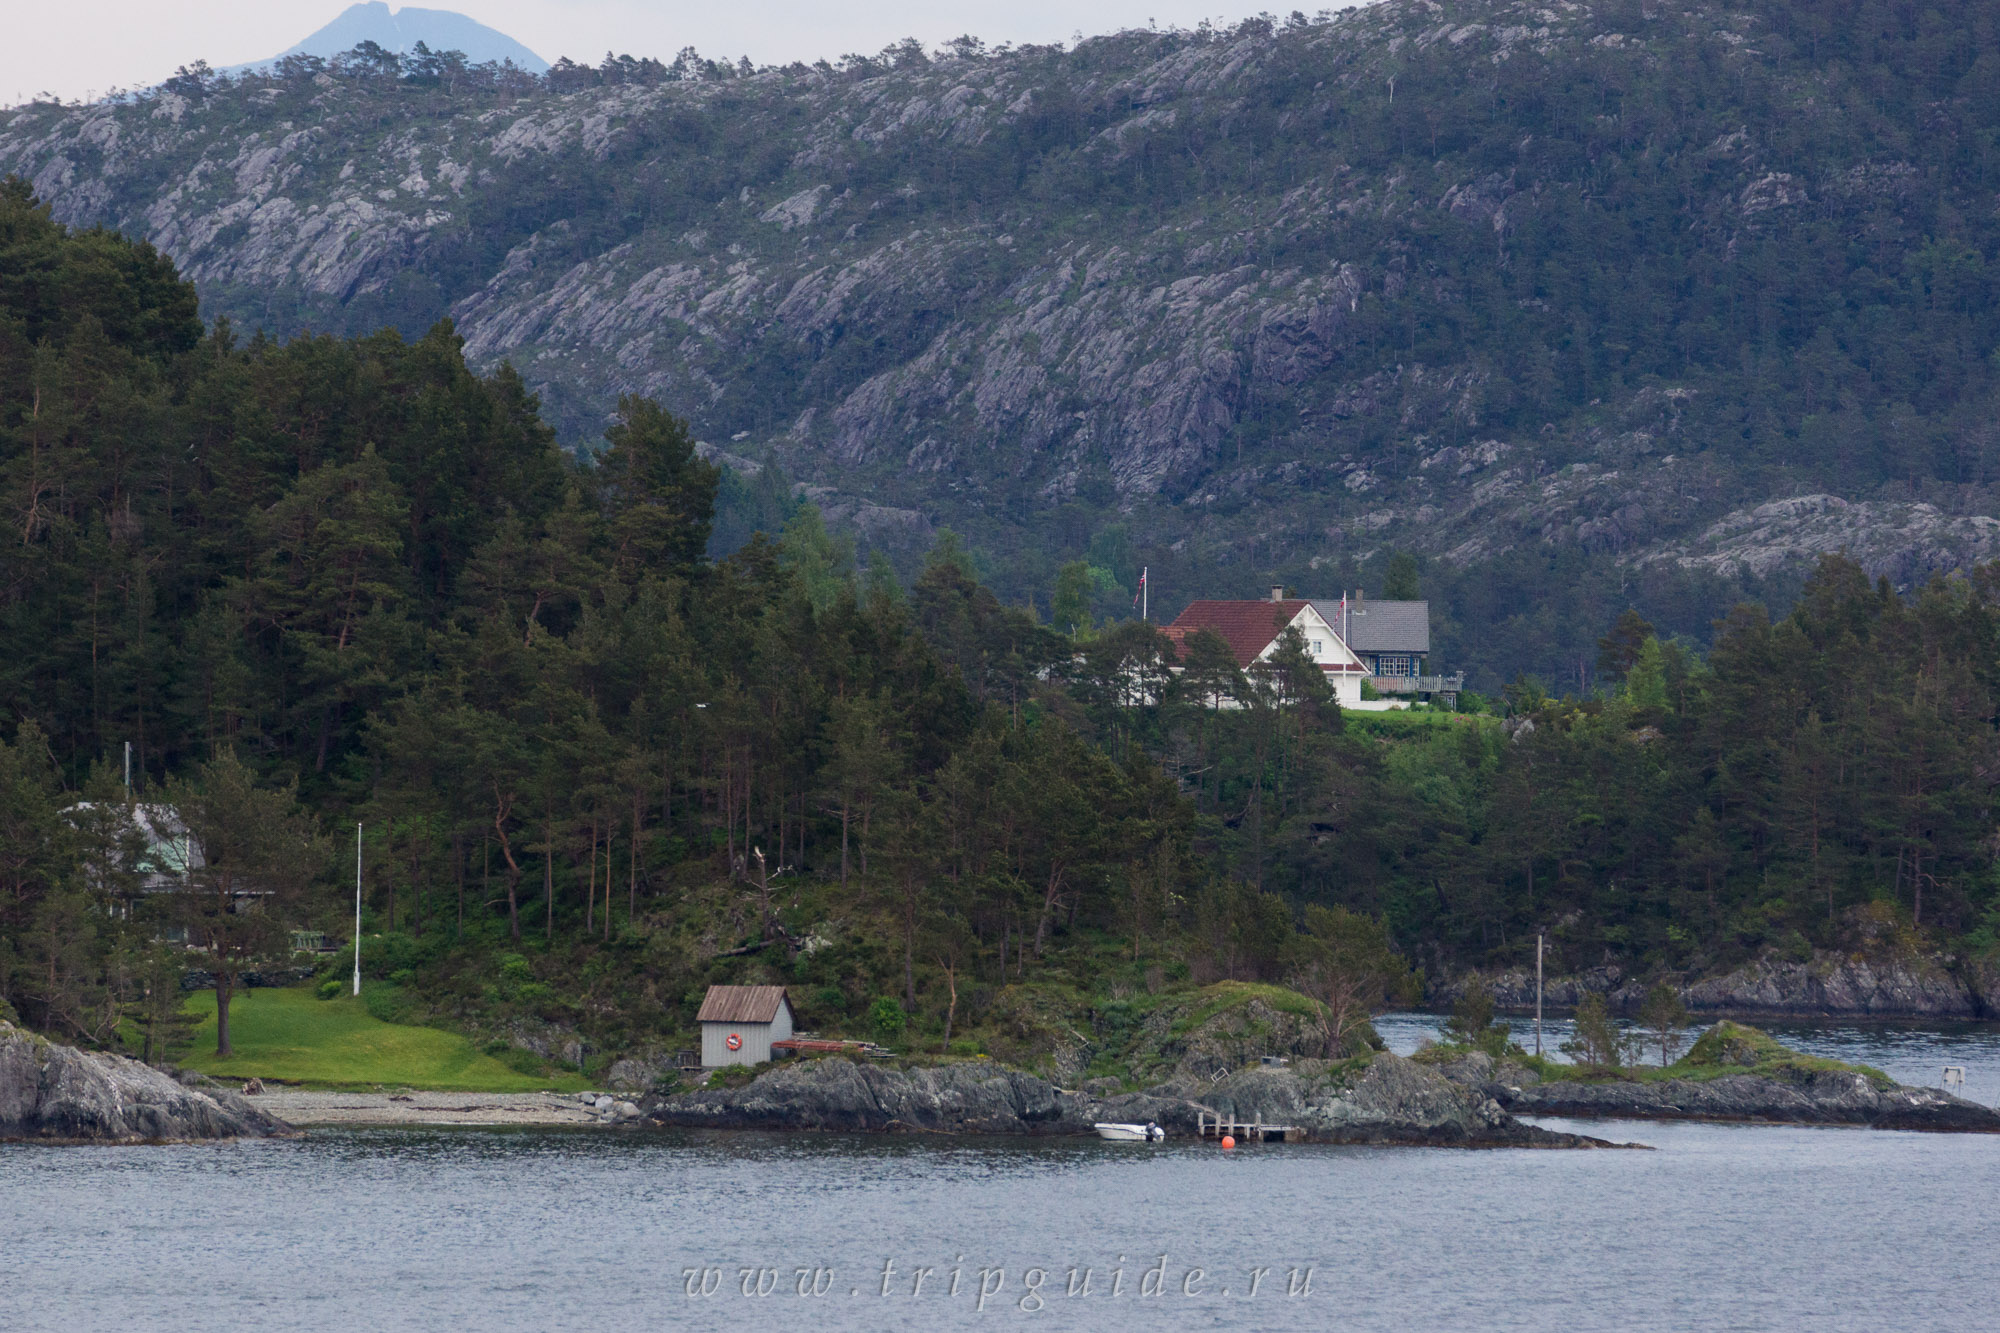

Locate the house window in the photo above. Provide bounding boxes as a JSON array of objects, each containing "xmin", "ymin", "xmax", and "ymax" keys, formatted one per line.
[
  {"xmin": 1310, "ymin": 639, "xmax": 1323, "ymax": 656},
  {"xmin": 1378, "ymin": 654, "xmax": 1413, "ymax": 677}
]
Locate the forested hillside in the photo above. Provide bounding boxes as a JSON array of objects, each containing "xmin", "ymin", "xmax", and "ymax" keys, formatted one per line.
[
  {"xmin": 3, "ymin": 185, "xmax": 1999, "ymax": 1064},
  {"xmin": 4, "ymin": 0, "xmax": 2000, "ymax": 687}
]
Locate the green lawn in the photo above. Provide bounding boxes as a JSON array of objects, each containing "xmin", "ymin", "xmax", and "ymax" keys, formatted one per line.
[{"xmin": 173, "ymin": 986, "xmax": 588, "ymax": 1092}]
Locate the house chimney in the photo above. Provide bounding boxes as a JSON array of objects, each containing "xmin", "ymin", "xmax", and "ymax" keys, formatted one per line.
[
  {"xmin": 1355, "ymin": 589, "xmax": 1365, "ymax": 609},
  {"xmin": 1270, "ymin": 584, "xmax": 1284, "ymax": 603}
]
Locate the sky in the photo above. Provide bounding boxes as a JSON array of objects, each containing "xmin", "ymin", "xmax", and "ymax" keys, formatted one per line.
[{"xmin": 5, "ymin": 1, "xmax": 1356, "ymax": 106}]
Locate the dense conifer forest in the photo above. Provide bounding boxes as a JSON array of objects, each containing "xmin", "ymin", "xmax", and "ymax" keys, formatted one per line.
[{"xmin": 3, "ymin": 179, "xmax": 1998, "ymax": 1065}]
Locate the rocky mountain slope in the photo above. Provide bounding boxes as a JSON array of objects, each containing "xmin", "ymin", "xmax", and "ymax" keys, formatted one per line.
[{"xmin": 6, "ymin": 0, "xmax": 1998, "ymax": 679}]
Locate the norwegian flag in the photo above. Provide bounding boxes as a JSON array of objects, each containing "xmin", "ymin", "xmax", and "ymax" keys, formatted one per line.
[{"xmin": 1131, "ymin": 567, "xmax": 1147, "ymax": 607}]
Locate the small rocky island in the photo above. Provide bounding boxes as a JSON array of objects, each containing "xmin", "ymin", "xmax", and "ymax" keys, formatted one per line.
[
  {"xmin": 648, "ymin": 1050, "xmax": 1618, "ymax": 1147},
  {"xmin": 0, "ymin": 1020, "xmax": 296, "ymax": 1144},
  {"xmin": 648, "ymin": 1017, "xmax": 2000, "ymax": 1142},
  {"xmin": 1427, "ymin": 1021, "xmax": 2000, "ymax": 1133}
]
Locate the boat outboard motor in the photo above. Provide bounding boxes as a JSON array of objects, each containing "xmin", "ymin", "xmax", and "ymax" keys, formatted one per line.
[{"xmin": 1146, "ymin": 1121, "xmax": 1163, "ymax": 1142}]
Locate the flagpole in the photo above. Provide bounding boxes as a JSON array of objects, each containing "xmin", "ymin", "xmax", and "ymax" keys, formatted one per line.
[
  {"xmin": 352, "ymin": 822, "xmax": 363, "ymax": 997},
  {"xmin": 1141, "ymin": 566, "xmax": 1148, "ymax": 621}
]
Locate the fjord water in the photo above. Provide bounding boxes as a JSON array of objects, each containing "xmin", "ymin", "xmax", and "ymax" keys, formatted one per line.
[
  {"xmin": 7, "ymin": 1021, "xmax": 1999, "ymax": 1332},
  {"xmin": 6, "ymin": 1121, "xmax": 1998, "ymax": 1331}
]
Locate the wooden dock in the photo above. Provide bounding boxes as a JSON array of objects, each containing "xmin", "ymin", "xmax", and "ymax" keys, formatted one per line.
[{"xmin": 1195, "ymin": 1110, "xmax": 1305, "ymax": 1143}]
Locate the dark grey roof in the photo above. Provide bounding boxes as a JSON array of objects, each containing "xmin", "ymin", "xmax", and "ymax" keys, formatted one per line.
[{"xmin": 1310, "ymin": 599, "xmax": 1430, "ymax": 654}]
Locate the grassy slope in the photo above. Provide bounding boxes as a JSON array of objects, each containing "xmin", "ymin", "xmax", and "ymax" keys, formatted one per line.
[{"xmin": 173, "ymin": 986, "xmax": 589, "ymax": 1092}]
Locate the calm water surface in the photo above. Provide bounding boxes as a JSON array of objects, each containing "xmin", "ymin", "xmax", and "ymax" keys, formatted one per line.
[{"xmin": 7, "ymin": 1113, "xmax": 1999, "ymax": 1332}]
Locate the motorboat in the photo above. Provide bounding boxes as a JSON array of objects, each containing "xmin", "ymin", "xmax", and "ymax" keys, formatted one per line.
[{"xmin": 1093, "ymin": 1121, "xmax": 1165, "ymax": 1142}]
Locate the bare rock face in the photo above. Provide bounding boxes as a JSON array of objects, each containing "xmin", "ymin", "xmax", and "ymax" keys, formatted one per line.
[
  {"xmin": 1681, "ymin": 953, "xmax": 1975, "ymax": 1017},
  {"xmin": 1642, "ymin": 495, "xmax": 2000, "ymax": 584},
  {"xmin": 0, "ymin": 1021, "xmax": 296, "ymax": 1144}
]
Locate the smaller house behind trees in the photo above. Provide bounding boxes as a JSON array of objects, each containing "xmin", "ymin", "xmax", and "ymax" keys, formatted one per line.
[
  {"xmin": 1310, "ymin": 594, "xmax": 1464, "ymax": 707},
  {"xmin": 698, "ymin": 985, "xmax": 795, "ymax": 1066},
  {"xmin": 68, "ymin": 802, "xmax": 275, "ymax": 921}
]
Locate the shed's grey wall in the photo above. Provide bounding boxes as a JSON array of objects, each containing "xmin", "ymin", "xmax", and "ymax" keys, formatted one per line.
[{"xmin": 700, "ymin": 1001, "xmax": 794, "ymax": 1066}]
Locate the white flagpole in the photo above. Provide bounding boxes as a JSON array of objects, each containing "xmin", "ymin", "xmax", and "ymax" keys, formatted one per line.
[
  {"xmin": 1141, "ymin": 567, "xmax": 1148, "ymax": 621},
  {"xmin": 352, "ymin": 822, "xmax": 363, "ymax": 997}
]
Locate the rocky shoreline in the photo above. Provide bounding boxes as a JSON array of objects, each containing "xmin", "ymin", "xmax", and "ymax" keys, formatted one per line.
[
  {"xmin": 1428, "ymin": 1028, "xmax": 2000, "ymax": 1134},
  {"xmin": 0, "ymin": 1021, "xmax": 296, "ymax": 1144},
  {"xmin": 647, "ymin": 1051, "xmax": 1621, "ymax": 1148}
]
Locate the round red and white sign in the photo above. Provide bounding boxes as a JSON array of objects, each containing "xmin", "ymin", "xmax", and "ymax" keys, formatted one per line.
[{"xmin": 726, "ymin": 1033, "xmax": 743, "ymax": 1051}]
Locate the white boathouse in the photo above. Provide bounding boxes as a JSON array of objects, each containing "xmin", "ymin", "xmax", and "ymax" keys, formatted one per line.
[{"xmin": 697, "ymin": 985, "xmax": 795, "ymax": 1067}]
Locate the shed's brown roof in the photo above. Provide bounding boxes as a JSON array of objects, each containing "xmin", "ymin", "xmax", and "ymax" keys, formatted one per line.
[
  {"xmin": 1164, "ymin": 600, "xmax": 1312, "ymax": 668},
  {"xmin": 697, "ymin": 984, "xmax": 791, "ymax": 1024}
]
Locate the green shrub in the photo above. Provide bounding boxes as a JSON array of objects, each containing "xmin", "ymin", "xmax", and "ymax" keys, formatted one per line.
[
  {"xmin": 1560, "ymin": 993, "xmax": 1624, "ymax": 1068},
  {"xmin": 315, "ymin": 978, "xmax": 344, "ymax": 1001},
  {"xmin": 1442, "ymin": 980, "xmax": 1510, "ymax": 1055},
  {"xmin": 868, "ymin": 996, "xmax": 908, "ymax": 1042}
]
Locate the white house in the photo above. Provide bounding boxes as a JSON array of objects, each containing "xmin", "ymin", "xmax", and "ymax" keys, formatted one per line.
[
  {"xmin": 1161, "ymin": 586, "xmax": 1376, "ymax": 707},
  {"xmin": 697, "ymin": 985, "xmax": 796, "ymax": 1067}
]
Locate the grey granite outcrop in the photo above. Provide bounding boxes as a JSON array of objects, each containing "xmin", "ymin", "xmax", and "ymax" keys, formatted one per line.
[
  {"xmin": 1432, "ymin": 1049, "xmax": 2000, "ymax": 1133},
  {"xmin": 648, "ymin": 1052, "xmax": 1613, "ymax": 1147},
  {"xmin": 0, "ymin": 1021, "xmax": 297, "ymax": 1144},
  {"xmin": 1679, "ymin": 953, "xmax": 1975, "ymax": 1016}
]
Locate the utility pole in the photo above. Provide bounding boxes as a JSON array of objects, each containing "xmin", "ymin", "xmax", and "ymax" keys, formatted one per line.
[
  {"xmin": 1535, "ymin": 931, "xmax": 1544, "ymax": 1058},
  {"xmin": 123, "ymin": 741, "xmax": 131, "ymax": 795},
  {"xmin": 352, "ymin": 823, "xmax": 364, "ymax": 997}
]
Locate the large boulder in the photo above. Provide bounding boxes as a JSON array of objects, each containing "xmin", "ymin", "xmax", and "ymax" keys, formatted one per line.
[{"xmin": 0, "ymin": 1021, "xmax": 297, "ymax": 1143}]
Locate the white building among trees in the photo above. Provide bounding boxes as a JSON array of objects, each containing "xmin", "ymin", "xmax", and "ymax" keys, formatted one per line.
[{"xmin": 697, "ymin": 985, "xmax": 795, "ymax": 1067}]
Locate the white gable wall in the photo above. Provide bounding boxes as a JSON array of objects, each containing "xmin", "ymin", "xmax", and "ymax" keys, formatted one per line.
[{"xmin": 1254, "ymin": 604, "xmax": 1368, "ymax": 707}]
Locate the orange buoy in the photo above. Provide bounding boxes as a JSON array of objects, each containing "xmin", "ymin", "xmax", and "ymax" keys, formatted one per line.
[{"xmin": 1221, "ymin": 1135, "xmax": 1236, "ymax": 1150}]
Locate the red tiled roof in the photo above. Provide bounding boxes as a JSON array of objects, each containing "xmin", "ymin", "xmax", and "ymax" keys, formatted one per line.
[{"xmin": 1165, "ymin": 600, "xmax": 1314, "ymax": 668}]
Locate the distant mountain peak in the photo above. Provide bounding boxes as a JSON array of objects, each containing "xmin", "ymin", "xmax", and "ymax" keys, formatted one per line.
[{"xmin": 226, "ymin": 3, "xmax": 549, "ymax": 76}]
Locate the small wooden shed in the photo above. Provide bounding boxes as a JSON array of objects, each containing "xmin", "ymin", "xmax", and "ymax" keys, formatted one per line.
[{"xmin": 697, "ymin": 985, "xmax": 795, "ymax": 1067}]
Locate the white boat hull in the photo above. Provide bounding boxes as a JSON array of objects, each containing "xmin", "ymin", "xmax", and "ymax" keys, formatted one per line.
[{"xmin": 1093, "ymin": 1122, "xmax": 1165, "ymax": 1142}]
